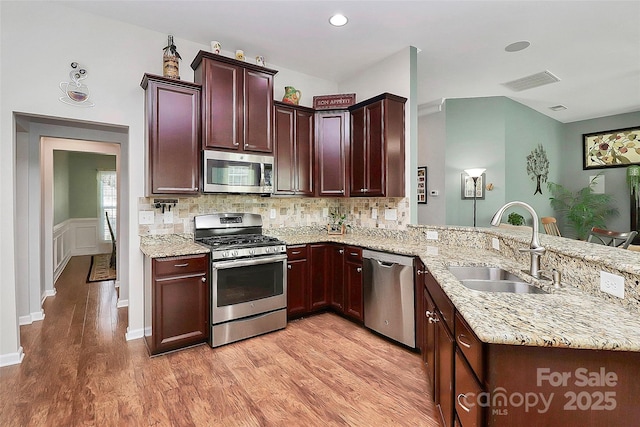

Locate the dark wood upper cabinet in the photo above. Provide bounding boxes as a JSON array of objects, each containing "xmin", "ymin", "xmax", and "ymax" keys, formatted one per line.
[
  {"xmin": 315, "ymin": 110, "xmax": 350, "ymax": 197},
  {"xmin": 349, "ymin": 93, "xmax": 406, "ymax": 197},
  {"xmin": 191, "ymin": 51, "xmax": 277, "ymax": 153},
  {"xmin": 141, "ymin": 74, "xmax": 201, "ymax": 195},
  {"xmin": 274, "ymin": 102, "xmax": 314, "ymax": 195}
]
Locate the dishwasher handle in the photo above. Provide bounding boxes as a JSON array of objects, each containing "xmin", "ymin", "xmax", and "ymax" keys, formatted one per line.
[
  {"xmin": 376, "ymin": 260, "xmax": 397, "ymax": 268},
  {"xmin": 362, "ymin": 249, "xmax": 414, "ymax": 267}
]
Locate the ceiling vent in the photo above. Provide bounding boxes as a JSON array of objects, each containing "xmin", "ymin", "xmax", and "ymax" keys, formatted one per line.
[
  {"xmin": 502, "ymin": 70, "xmax": 561, "ymax": 92},
  {"xmin": 549, "ymin": 104, "xmax": 567, "ymax": 111}
]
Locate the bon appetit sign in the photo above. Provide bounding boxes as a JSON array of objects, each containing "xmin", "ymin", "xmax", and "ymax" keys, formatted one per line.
[{"xmin": 313, "ymin": 93, "xmax": 356, "ymax": 110}]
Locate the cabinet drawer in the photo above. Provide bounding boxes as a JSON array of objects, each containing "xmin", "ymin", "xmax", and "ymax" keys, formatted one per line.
[
  {"xmin": 425, "ymin": 271, "xmax": 455, "ymax": 333},
  {"xmin": 455, "ymin": 313, "xmax": 484, "ymax": 383},
  {"xmin": 455, "ymin": 350, "xmax": 484, "ymax": 427},
  {"xmin": 345, "ymin": 246, "xmax": 362, "ymax": 263},
  {"xmin": 154, "ymin": 254, "xmax": 208, "ymax": 277},
  {"xmin": 287, "ymin": 245, "xmax": 308, "ymax": 261}
]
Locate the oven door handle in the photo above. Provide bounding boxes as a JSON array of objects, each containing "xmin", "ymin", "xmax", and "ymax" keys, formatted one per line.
[{"xmin": 211, "ymin": 254, "xmax": 287, "ymax": 270}]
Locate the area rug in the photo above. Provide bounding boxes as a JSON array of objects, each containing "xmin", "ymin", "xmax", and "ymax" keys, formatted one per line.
[{"xmin": 87, "ymin": 254, "xmax": 117, "ymax": 283}]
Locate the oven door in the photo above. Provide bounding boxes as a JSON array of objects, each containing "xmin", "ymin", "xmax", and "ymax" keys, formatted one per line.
[{"xmin": 211, "ymin": 254, "xmax": 287, "ymax": 324}]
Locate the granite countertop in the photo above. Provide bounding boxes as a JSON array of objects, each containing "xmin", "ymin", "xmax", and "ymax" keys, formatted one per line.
[
  {"xmin": 140, "ymin": 234, "xmax": 209, "ymax": 258},
  {"xmin": 139, "ymin": 230, "xmax": 640, "ymax": 352},
  {"xmin": 266, "ymin": 230, "xmax": 640, "ymax": 353}
]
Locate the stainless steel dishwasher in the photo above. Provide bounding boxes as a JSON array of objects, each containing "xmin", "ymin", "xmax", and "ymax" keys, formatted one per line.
[{"xmin": 362, "ymin": 249, "xmax": 415, "ymax": 348}]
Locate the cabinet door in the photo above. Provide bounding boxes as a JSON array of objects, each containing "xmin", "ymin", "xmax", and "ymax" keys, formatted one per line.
[
  {"xmin": 345, "ymin": 260, "xmax": 363, "ymax": 322},
  {"xmin": 436, "ymin": 314, "xmax": 455, "ymax": 427},
  {"xmin": 309, "ymin": 244, "xmax": 329, "ymax": 310},
  {"xmin": 364, "ymin": 100, "xmax": 384, "ymax": 196},
  {"xmin": 294, "ymin": 109, "xmax": 314, "ymax": 195},
  {"xmin": 243, "ymin": 69, "xmax": 273, "ymax": 153},
  {"xmin": 151, "ymin": 262, "xmax": 209, "ymax": 354},
  {"xmin": 329, "ymin": 245, "xmax": 345, "ymax": 311},
  {"xmin": 350, "ymin": 107, "xmax": 367, "ymax": 196},
  {"xmin": 455, "ymin": 350, "xmax": 484, "ymax": 427},
  {"xmin": 315, "ymin": 110, "xmax": 349, "ymax": 196},
  {"xmin": 274, "ymin": 105, "xmax": 296, "ymax": 193},
  {"xmin": 287, "ymin": 259, "xmax": 308, "ymax": 318},
  {"xmin": 201, "ymin": 60, "xmax": 242, "ymax": 150},
  {"xmin": 424, "ymin": 288, "xmax": 437, "ymax": 397},
  {"xmin": 144, "ymin": 76, "xmax": 200, "ymax": 195}
]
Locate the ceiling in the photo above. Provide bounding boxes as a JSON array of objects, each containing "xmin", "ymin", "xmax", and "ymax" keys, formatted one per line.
[{"xmin": 59, "ymin": 1, "xmax": 640, "ymax": 123}]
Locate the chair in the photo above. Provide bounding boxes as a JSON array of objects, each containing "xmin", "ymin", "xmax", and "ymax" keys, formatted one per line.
[
  {"xmin": 541, "ymin": 216, "xmax": 561, "ymax": 236},
  {"xmin": 105, "ymin": 212, "xmax": 116, "ymax": 269},
  {"xmin": 587, "ymin": 227, "xmax": 638, "ymax": 249}
]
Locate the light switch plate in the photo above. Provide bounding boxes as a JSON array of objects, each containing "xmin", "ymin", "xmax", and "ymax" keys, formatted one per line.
[
  {"xmin": 371, "ymin": 208, "xmax": 378, "ymax": 219},
  {"xmin": 322, "ymin": 208, "xmax": 329, "ymax": 218},
  {"xmin": 163, "ymin": 211, "xmax": 173, "ymax": 224},
  {"xmin": 270, "ymin": 208, "xmax": 277, "ymax": 219},
  {"xmin": 139, "ymin": 211, "xmax": 154, "ymax": 225},
  {"xmin": 426, "ymin": 230, "xmax": 438, "ymax": 240},
  {"xmin": 600, "ymin": 271, "xmax": 624, "ymax": 298},
  {"xmin": 426, "ymin": 246, "xmax": 439, "ymax": 255},
  {"xmin": 384, "ymin": 208, "xmax": 397, "ymax": 221}
]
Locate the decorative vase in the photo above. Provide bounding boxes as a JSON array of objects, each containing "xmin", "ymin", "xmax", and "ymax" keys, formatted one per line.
[
  {"xmin": 162, "ymin": 35, "xmax": 181, "ymax": 79},
  {"xmin": 282, "ymin": 86, "xmax": 302, "ymax": 105}
]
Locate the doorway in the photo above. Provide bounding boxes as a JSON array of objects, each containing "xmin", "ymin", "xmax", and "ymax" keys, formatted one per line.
[{"xmin": 42, "ymin": 138, "xmax": 121, "ymax": 301}]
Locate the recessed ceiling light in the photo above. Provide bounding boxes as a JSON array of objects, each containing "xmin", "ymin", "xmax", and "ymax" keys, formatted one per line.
[
  {"xmin": 329, "ymin": 14, "xmax": 348, "ymax": 27},
  {"xmin": 505, "ymin": 41, "xmax": 531, "ymax": 52}
]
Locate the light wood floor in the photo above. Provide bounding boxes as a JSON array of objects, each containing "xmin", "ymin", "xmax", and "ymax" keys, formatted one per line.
[{"xmin": 0, "ymin": 255, "xmax": 440, "ymax": 427}]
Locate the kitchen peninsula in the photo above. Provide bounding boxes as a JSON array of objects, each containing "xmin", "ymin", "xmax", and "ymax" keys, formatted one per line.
[{"xmin": 142, "ymin": 224, "xmax": 640, "ymax": 425}]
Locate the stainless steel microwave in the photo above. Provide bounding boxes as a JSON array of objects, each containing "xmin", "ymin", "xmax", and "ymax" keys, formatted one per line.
[{"xmin": 202, "ymin": 150, "xmax": 273, "ymax": 194}]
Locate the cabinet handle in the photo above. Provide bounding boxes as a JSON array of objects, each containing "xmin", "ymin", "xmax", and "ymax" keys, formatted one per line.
[
  {"xmin": 356, "ymin": 267, "xmax": 362, "ymax": 273},
  {"xmin": 201, "ymin": 277, "xmax": 206, "ymax": 283},
  {"xmin": 457, "ymin": 334, "xmax": 472, "ymax": 349},
  {"xmin": 174, "ymin": 263, "xmax": 189, "ymax": 267},
  {"xmin": 339, "ymin": 249, "xmax": 344, "ymax": 254},
  {"xmin": 360, "ymin": 188, "xmax": 366, "ymax": 192},
  {"xmin": 457, "ymin": 394, "xmax": 471, "ymax": 412},
  {"xmin": 287, "ymin": 265, "xmax": 292, "ymax": 269},
  {"xmin": 417, "ymin": 270, "xmax": 427, "ymax": 275},
  {"xmin": 425, "ymin": 310, "xmax": 435, "ymax": 317},
  {"xmin": 291, "ymin": 251, "xmax": 301, "ymax": 255},
  {"xmin": 350, "ymin": 252, "xmax": 358, "ymax": 256},
  {"xmin": 428, "ymin": 316, "xmax": 439, "ymax": 323}
]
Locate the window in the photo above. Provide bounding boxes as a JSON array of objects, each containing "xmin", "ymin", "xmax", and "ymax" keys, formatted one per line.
[{"xmin": 97, "ymin": 171, "xmax": 117, "ymax": 241}]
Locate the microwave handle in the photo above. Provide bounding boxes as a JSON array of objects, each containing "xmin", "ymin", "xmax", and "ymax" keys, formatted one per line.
[{"xmin": 260, "ymin": 162, "xmax": 265, "ymax": 187}]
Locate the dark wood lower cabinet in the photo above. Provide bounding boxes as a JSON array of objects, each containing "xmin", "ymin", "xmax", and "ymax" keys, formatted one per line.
[
  {"xmin": 144, "ymin": 253, "xmax": 209, "ymax": 355},
  {"xmin": 286, "ymin": 245, "xmax": 309, "ymax": 319},
  {"xmin": 436, "ymin": 311, "xmax": 455, "ymax": 427},
  {"xmin": 287, "ymin": 243, "xmax": 361, "ymax": 322}
]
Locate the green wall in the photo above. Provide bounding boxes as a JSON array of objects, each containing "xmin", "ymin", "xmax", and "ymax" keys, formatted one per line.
[
  {"xmin": 53, "ymin": 151, "xmax": 116, "ymax": 223},
  {"xmin": 445, "ymin": 97, "xmax": 564, "ymax": 227}
]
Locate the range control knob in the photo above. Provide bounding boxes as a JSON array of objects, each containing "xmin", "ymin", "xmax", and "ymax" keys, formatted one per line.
[
  {"xmin": 249, "ymin": 249, "xmax": 255, "ymax": 255},
  {"xmin": 265, "ymin": 247, "xmax": 272, "ymax": 253},
  {"xmin": 232, "ymin": 250, "xmax": 239, "ymax": 257},
  {"xmin": 222, "ymin": 251, "xmax": 229, "ymax": 258}
]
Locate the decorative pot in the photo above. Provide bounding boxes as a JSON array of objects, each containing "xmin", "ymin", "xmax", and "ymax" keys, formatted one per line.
[
  {"xmin": 282, "ymin": 86, "xmax": 302, "ymax": 105},
  {"xmin": 327, "ymin": 224, "xmax": 346, "ymax": 235}
]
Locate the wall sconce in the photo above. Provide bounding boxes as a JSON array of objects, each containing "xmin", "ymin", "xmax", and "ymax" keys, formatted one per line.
[{"xmin": 464, "ymin": 168, "xmax": 486, "ymax": 227}]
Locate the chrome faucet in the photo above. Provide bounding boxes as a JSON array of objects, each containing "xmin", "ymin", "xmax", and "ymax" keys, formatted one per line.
[{"xmin": 490, "ymin": 201, "xmax": 546, "ymax": 278}]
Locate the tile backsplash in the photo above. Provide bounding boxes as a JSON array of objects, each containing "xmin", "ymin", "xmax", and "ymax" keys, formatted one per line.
[{"xmin": 138, "ymin": 195, "xmax": 410, "ymax": 235}]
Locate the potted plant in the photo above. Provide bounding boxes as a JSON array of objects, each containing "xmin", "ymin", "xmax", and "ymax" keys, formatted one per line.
[
  {"xmin": 328, "ymin": 208, "xmax": 349, "ymax": 235},
  {"xmin": 507, "ymin": 212, "xmax": 525, "ymax": 226},
  {"xmin": 547, "ymin": 175, "xmax": 619, "ymax": 240}
]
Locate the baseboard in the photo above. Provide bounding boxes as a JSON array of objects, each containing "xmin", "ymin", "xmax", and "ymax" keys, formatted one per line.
[
  {"xmin": 116, "ymin": 298, "xmax": 128, "ymax": 308},
  {"xmin": 53, "ymin": 253, "xmax": 71, "ymax": 284},
  {"xmin": 18, "ymin": 310, "xmax": 45, "ymax": 326},
  {"xmin": 125, "ymin": 327, "xmax": 144, "ymax": 341},
  {"xmin": 41, "ymin": 289, "xmax": 56, "ymax": 305},
  {"xmin": 0, "ymin": 346, "xmax": 24, "ymax": 367}
]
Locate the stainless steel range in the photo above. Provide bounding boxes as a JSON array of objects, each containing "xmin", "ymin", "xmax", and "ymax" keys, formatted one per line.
[{"xmin": 194, "ymin": 213, "xmax": 287, "ymax": 347}]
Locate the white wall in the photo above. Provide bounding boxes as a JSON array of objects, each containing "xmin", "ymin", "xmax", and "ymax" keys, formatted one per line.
[{"xmin": 0, "ymin": 1, "xmax": 347, "ymax": 362}]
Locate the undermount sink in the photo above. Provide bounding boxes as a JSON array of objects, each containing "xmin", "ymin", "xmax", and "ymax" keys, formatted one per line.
[
  {"xmin": 447, "ymin": 266, "xmax": 548, "ymax": 294},
  {"xmin": 447, "ymin": 266, "xmax": 522, "ymax": 281},
  {"xmin": 460, "ymin": 279, "xmax": 548, "ymax": 294}
]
